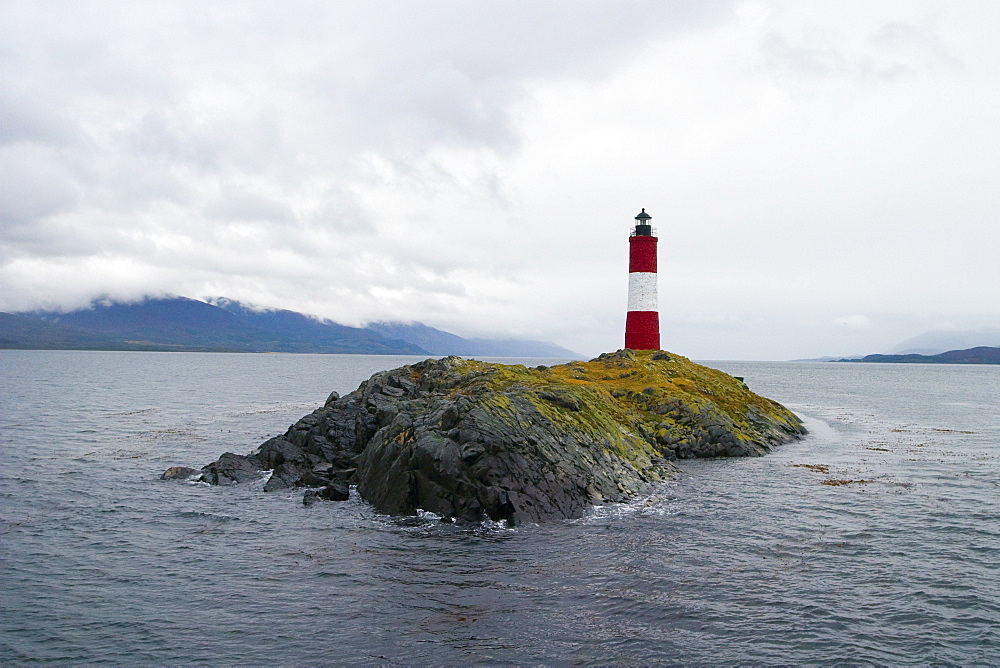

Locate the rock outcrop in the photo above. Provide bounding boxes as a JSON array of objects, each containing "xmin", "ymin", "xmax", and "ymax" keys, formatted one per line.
[
  {"xmin": 176, "ymin": 350, "xmax": 805, "ymax": 524},
  {"xmin": 160, "ymin": 466, "xmax": 197, "ymax": 480}
]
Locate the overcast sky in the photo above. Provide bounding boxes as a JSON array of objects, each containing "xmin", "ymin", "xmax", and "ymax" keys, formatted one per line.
[{"xmin": 2, "ymin": 0, "xmax": 998, "ymax": 360}]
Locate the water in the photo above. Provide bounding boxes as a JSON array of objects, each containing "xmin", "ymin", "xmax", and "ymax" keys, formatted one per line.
[{"xmin": 1, "ymin": 351, "xmax": 998, "ymax": 664}]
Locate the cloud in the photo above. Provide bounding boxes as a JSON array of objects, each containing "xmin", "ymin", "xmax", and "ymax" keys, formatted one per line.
[
  {"xmin": 757, "ymin": 3, "xmax": 965, "ymax": 82},
  {"xmin": 0, "ymin": 145, "xmax": 79, "ymax": 233},
  {"xmin": 1, "ymin": 0, "xmax": 998, "ymax": 359},
  {"xmin": 833, "ymin": 315, "xmax": 873, "ymax": 329},
  {"xmin": 0, "ymin": 83, "xmax": 82, "ymax": 147},
  {"xmin": 204, "ymin": 188, "xmax": 296, "ymax": 224}
]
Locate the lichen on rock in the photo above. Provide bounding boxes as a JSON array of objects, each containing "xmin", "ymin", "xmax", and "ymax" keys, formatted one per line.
[{"xmin": 176, "ymin": 350, "xmax": 805, "ymax": 524}]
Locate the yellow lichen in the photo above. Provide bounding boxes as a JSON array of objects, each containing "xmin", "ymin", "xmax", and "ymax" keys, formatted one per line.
[{"xmin": 421, "ymin": 350, "xmax": 802, "ymax": 466}]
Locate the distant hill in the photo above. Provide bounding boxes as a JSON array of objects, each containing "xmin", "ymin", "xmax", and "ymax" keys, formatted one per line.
[
  {"xmin": 836, "ymin": 346, "xmax": 1000, "ymax": 364},
  {"xmin": 889, "ymin": 329, "xmax": 1000, "ymax": 355},
  {"xmin": 206, "ymin": 298, "xmax": 425, "ymax": 354},
  {"xmin": 365, "ymin": 321, "xmax": 580, "ymax": 358},
  {"xmin": 3, "ymin": 297, "xmax": 577, "ymax": 358},
  {"xmin": 0, "ymin": 312, "xmax": 129, "ymax": 350},
  {"xmin": 7, "ymin": 297, "xmax": 427, "ymax": 354}
]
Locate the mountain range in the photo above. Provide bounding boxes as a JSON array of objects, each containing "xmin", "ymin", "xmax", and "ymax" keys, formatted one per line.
[{"xmin": 0, "ymin": 296, "xmax": 580, "ymax": 358}]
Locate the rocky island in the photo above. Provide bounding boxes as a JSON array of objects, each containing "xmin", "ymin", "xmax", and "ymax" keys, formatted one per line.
[{"xmin": 169, "ymin": 350, "xmax": 805, "ymax": 524}]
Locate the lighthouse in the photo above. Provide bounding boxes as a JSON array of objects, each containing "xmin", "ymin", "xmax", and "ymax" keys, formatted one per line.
[{"xmin": 625, "ymin": 208, "xmax": 660, "ymax": 350}]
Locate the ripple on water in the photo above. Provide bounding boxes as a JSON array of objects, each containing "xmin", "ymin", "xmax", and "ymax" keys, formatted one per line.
[{"xmin": 2, "ymin": 353, "xmax": 999, "ymax": 664}]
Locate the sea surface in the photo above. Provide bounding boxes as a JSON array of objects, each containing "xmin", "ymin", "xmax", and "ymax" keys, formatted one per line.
[{"xmin": 1, "ymin": 350, "xmax": 998, "ymax": 665}]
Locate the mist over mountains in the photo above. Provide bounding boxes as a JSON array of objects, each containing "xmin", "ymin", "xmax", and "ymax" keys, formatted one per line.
[
  {"xmin": 1, "ymin": 297, "xmax": 580, "ymax": 358},
  {"xmin": 888, "ymin": 329, "xmax": 1000, "ymax": 356},
  {"xmin": 364, "ymin": 321, "xmax": 578, "ymax": 358}
]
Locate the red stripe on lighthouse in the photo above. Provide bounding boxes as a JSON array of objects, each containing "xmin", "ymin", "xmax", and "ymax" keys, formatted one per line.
[
  {"xmin": 628, "ymin": 235, "xmax": 657, "ymax": 273},
  {"xmin": 625, "ymin": 310, "xmax": 659, "ymax": 350}
]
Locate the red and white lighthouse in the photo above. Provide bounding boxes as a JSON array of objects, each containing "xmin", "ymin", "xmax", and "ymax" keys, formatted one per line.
[{"xmin": 625, "ymin": 208, "xmax": 660, "ymax": 350}]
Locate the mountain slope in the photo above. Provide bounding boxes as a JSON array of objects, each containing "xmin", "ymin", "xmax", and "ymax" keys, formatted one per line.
[
  {"xmin": 0, "ymin": 312, "xmax": 129, "ymax": 350},
  {"xmin": 31, "ymin": 297, "xmax": 274, "ymax": 350},
  {"xmin": 208, "ymin": 298, "xmax": 426, "ymax": 354},
  {"xmin": 6, "ymin": 297, "xmax": 577, "ymax": 357},
  {"xmin": 890, "ymin": 329, "xmax": 1000, "ymax": 355},
  {"xmin": 17, "ymin": 297, "xmax": 426, "ymax": 354},
  {"xmin": 365, "ymin": 321, "xmax": 580, "ymax": 358}
]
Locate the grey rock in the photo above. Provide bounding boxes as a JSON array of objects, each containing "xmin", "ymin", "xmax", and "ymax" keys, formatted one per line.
[
  {"xmin": 252, "ymin": 437, "xmax": 305, "ymax": 470},
  {"xmin": 263, "ymin": 461, "xmax": 310, "ymax": 491},
  {"xmin": 302, "ymin": 480, "xmax": 350, "ymax": 505},
  {"xmin": 160, "ymin": 466, "xmax": 197, "ymax": 480},
  {"xmin": 200, "ymin": 453, "xmax": 260, "ymax": 485},
  {"xmin": 319, "ymin": 480, "xmax": 350, "ymax": 501}
]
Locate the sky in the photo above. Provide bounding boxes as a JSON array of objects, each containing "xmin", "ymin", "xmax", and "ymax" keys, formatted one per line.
[{"xmin": 2, "ymin": 0, "xmax": 999, "ymax": 360}]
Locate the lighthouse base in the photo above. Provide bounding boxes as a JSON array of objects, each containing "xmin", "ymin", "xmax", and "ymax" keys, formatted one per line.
[{"xmin": 625, "ymin": 311, "xmax": 660, "ymax": 350}]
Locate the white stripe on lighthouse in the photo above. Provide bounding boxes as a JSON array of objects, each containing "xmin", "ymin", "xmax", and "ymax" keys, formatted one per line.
[{"xmin": 627, "ymin": 272, "xmax": 658, "ymax": 311}]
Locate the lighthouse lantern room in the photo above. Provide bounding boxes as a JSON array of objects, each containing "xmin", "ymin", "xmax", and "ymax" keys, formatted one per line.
[{"xmin": 625, "ymin": 208, "xmax": 660, "ymax": 350}]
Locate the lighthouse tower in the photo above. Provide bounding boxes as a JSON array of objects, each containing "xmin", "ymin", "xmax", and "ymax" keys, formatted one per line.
[{"xmin": 625, "ymin": 208, "xmax": 660, "ymax": 350}]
